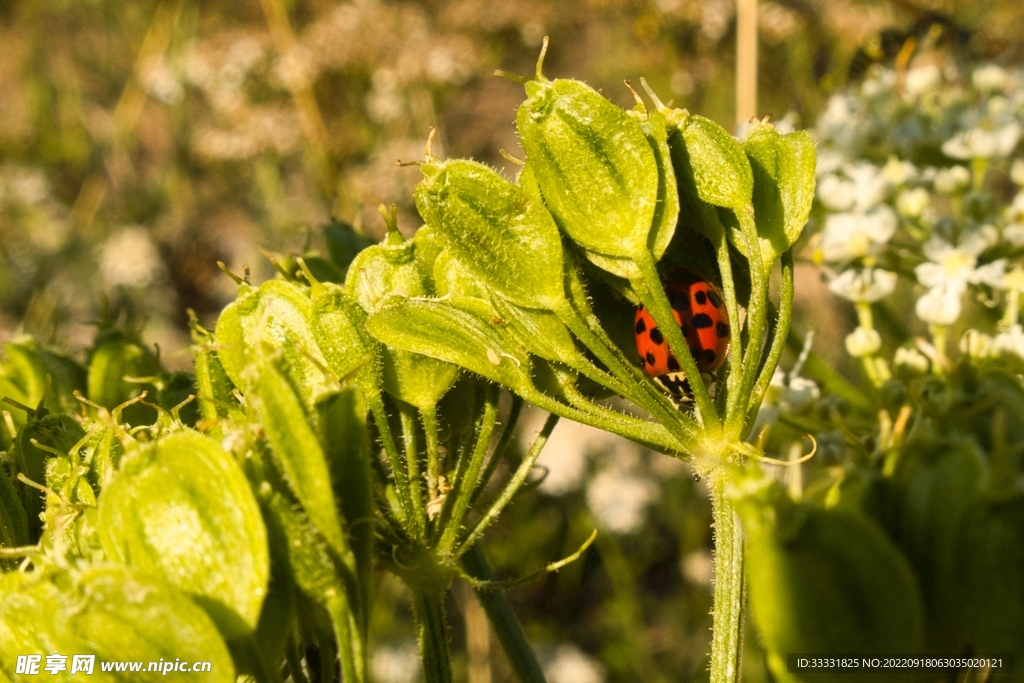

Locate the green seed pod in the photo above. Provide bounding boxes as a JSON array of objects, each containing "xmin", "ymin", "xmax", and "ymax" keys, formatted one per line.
[
  {"xmin": 14, "ymin": 413, "xmax": 86, "ymax": 540},
  {"xmin": 366, "ymin": 298, "xmax": 534, "ymax": 397},
  {"xmin": 952, "ymin": 495, "xmax": 1024, "ymax": 658},
  {"xmin": 190, "ymin": 317, "xmax": 239, "ymax": 427},
  {"xmin": 0, "ymin": 565, "xmax": 235, "ymax": 682},
  {"xmin": 431, "ymin": 249, "xmax": 494, "ymax": 303},
  {"xmin": 41, "ymin": 452, "xmax": 97, "ymax": 561},
  {"xmin": 87, "ymin": 328, "xmax": 161, "ymax": 427},
  {"xmin": 344, "ymin": 221, "xmax": 458, "ymax": 409},
  {"xmin": 491, "ymin": 295, "xmax": 580, "ymax": 366},
  {"xmin": 517, "ymin": 76, "xmax": 674, "ymax": 267},
  {"xmin": 98, "ymin": 430, "xmax": 269, "ymax": 638},
  {"xmin": 253, "ymin": 353, "xmax": 349, "ymax": 561},
  {"xmin": 2, "ymin": 336, "xmax": 86, "ymax": 415},
  {"xmin": 732, "ymin": 476, "xmax": 924, "ymax": 683},
  {"xmin": 891, "ymin": 435, "xmax": 985, "ymax": 651},
  {"xmin": 214, "ymin": 279, "xmax": 335, "ymax": 410},
  {"xmin": 743, "ymin": 123, "xmax": 816, "ymax": 266},
  {"xmin": 307, "ymin": 278, "xmax": 380, "ymax": 392},
  {"xmin": 414, "ymin": 157, "xmax": 566, "ymax": 310}
]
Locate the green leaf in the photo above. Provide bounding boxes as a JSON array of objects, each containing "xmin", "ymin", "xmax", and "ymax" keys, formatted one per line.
[
  {"xmin": 324, "ymin": 219, "xmax": 375, "ymax": 278},
  {"xmin": 366, "ymin": 299, "xmax": 534, "ymax": 395},
  {"xmin": 517, "ymin": 78, "xmax": 660, "ymax": 261},
  {"xmin": 732, "ymin": 477, "xmax": 924, "ymax": 682},
  {"xmin": 316, "ymin": 389, "xmax": 374, "ymax": 633},
  {"xmin": 415, "ymin": 158, "xmax": 566, "ymax": 310},
  {"xmin": 98, "ymin": 430, "xmax": 269, "ymax": 638},
  {"xmin": 0, "ymin": 565, "xmax": 235, "ymax": 682},
  {"xmin": 254, "ymin": 355, "xmax": 349, "ymax": 562}
]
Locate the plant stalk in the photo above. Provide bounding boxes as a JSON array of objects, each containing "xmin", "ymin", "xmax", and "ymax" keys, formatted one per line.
[
  {"xmin": 461, "ymin": 545, "xmax": 549, "ymax": 683},
  {"xmin": 709, "ymin": 472, "xmax": 744, "ymax": 683},
  {"xmin": 412, "ymin": 585, "xmax": 454, "ymax": 683}
]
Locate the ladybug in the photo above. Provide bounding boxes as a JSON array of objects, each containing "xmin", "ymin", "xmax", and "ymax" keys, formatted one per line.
[{"xmin": 634, "ymin": 270, "xmax": 730, "ymax": 399}]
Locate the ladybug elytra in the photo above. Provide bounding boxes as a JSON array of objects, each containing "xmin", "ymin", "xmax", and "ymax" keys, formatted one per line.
[{"xmin": 634, "ymin": 270, "xmax": 730, "ymax": 398}]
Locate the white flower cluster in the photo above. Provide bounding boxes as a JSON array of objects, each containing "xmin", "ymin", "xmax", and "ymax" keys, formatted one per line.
[{"xmin": 813, "ymin": 61, "xmax": 1024, "ymax": 364}]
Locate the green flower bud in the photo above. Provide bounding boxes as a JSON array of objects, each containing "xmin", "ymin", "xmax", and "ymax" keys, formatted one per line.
[
  {"xmin": 99, "ymin": 430, "xmax": 269, "ymax": 638},
  {"xmin": 731, "ymin": 476, "xmax": 924, "ymax": 682}
]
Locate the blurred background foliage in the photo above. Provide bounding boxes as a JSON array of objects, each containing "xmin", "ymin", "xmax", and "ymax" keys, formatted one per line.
[{"xmin": 2, "ymin": 0, "xmax": 1024, "ymax": 680}]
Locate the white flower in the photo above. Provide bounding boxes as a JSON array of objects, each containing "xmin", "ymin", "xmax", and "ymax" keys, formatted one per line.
[
  {"xmin": 961, "ymin": 329, "xmax": 994, "ymax": 359},
  {"xmin": 816, "ymin": 174, "xmax": 856, "ymax": 211},
  {"xmin": 882, "ymin": 156, "xmax": 917, "ymax": 186},
  {"xmin": 585, "ymin": 469, "xmax": 658, "ymax": 535},
  {"xmin": 933, "ymin": 165, "xmax": 971, "ymax": 194},
  {"xmin": 845, "ymin": 162, "xmax": 890, "ymax": 210},
  {"xmin": 896, "ymin": 187, "xmax": 930, "ymax": 218},
  {"xmin": 894, "ymin": 346, "xmax": 930, "ymax": 374},
  {"xmin": 942, "ymin": 122, "xmax": 1021, "ymax": 160},
  {"xmin": 915, "ymin": 281, "xmax": 966, "ymax": 325},
  {"xmin": 99, "ymin": 227, "xmax": 164, "ymax": 289},
  {"xmin": 1011, "ymin": 159, "xmax": 1024, "ymax": 186},
  {"xmin": 371, "ymin": 642, "xmax": 420, "ymax": 683},
  {"xmin": 544, "ymin": 645, "xmax": 606, "ymax": 683},
  {"xmin": 681, "ymin": 550, "xmax": 713, "ymax": 586},
  {"xmin": 993, "ymin": 324, "xmax": 1024, "ymax": 359},
  {"xmin": 828, "ymin": 268, "xmax": 897, "ymax": 303},
  {"xmin": 845, "ymin": 326, "xmax": 882, "ymax": 357},
  {"xmin": 914, "ymin": 234, "xmax": 990, "ymax": 289},
  {"xmin": 819, "ymin": 206, "xmax": 898, "ymax": 262},
  {"xmin": 905, "ymin": 64, "xmax": 942, "ymax": 96},
  {"xmin": 973, "ymin": 65, "xmax": 1008, "ymax": 93},
  {"xmin": 861, "ymin": 69, "xmax": 897, "ymax": 98}
]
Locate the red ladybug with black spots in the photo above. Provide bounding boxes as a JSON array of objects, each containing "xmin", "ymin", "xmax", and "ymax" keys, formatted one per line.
[{"xmin": 634, "ymin": 270, "xmax": 730, "ymax": 399}]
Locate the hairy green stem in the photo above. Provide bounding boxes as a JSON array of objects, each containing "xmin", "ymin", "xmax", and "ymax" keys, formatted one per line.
[
  {"xmin": 328, "ymin": 594, "xmax": 364, "ymax": 683},
  {"xmin": 734, "ymin": 207, "xmax": 770, "ymax": 415},
  {"xmin": 738, "ymin": 251, "xmax": 795, "ymax": 439},
  {"xmin": 456, "ymin": 413, "xmax": 559, "ymax": 556},
  {"xmin": 461, "ymin": 544, "xmax": 549, "ymax": 683},
  {"xmin": 471, "ymin": 395, "xmax": 524, "ymax": 504},
  {"xmin": 438, "ymin": 385, "xmax": 500, "ymax": 556},
  {"xmin": 412, "ymin": 586, "xmax": 454, "ymax": 683},
  {"xmin": 422, "ymin": 406, "xmax": 442, "ymax": 503},
  {"xmin": 399, "ymin": 403, "xmax": 426, "ymax": 533},
  {"xmin": 367, "ymin": 392, "xmax": 420, "ymax": 537},
  {"xmin": 709, "ymin": 473, "xmax": 744, "ymax": 683}
]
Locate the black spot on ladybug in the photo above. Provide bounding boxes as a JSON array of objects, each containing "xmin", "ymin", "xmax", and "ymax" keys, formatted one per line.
[
  {"xmin": 694, "ymin": 290, "xmax": 707, "ymax": 305},
  {"xmin": 667, "ymin": 356, "xmax": 680, "ymax": 372},
  {"xmin": 702, "ymin": 348, "xmax": 717, "ymax": 364},
  {"xmin": 717, "ymin": 322, "xmax": 730, "ymax": 338},
  {"xmin": 707, "ymin": 290, "xmax": 722, "ymax": 308},
  {"xmin": 635, "ymin": 317, "xmax": 646, "ymax": 334},
  {"xmin": 649, "ymin": 327, "xmax": 663, "ymax": 345},
  {"xmin": 691, "ymin": 313, "xmax": 713, "ymax": 329},
  {"xmin": 645, "ymin": 352, "xmax": 656, "ymax": 365}
]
